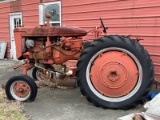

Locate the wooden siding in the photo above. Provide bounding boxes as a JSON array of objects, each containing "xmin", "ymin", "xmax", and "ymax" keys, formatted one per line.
[
  {"xmin": 0, "ymin": 2, "xmax": 11, "ymax": 58},
  {"xmin": 62, "ymin": 0, "xmax": 160, "ymax": 82},
  {"xmin": 21, "ymin": 0, "xmax": 39, "ymax": 27},
  {"xmin": 0, "ymin": 0, "xmax": 40, "ymax": 58}
]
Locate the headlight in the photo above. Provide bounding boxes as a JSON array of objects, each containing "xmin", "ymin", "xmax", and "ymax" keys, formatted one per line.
[{"xmin": 26, "ymin": 39, "xmax": 34, "ymax": 48}]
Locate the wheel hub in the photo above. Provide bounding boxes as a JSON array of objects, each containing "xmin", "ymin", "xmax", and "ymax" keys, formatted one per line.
[
  {"xmin": 108, "ymin": 70, "xmax": 119, "ymax": 82},
  {"xmin": 18, "ymin": 88, "xmax": 24, "ymax": 92},
  {"xmin": 13, "ymin": 82, "xmax": 30, "ymax": 98},
  {"xmin": 90, "ymin": 51, "xmax": 139, "ymax": 97},
  {"xmin": 101, "ymin": 62, "xmax": 128, "ymax": 89}
]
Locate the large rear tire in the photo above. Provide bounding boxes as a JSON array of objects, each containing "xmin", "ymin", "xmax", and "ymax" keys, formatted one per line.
[{"xmin": 76, "ymin": 35, "xmax": 154, "ymax": 109}]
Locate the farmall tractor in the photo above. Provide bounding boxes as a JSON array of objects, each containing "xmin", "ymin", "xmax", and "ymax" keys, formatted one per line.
[{"xmin": 5, "ymin": 14, "xmax": 154, "ymax": 109}]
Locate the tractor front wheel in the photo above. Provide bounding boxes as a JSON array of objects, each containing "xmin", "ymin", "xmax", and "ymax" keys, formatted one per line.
[
  {"xmin": 76, "ymin": 35, "xmax": 154, "ymax": 109},
  {"xmin": 5, "ymin": 75, "xmax": 37, "ymax": 102}
]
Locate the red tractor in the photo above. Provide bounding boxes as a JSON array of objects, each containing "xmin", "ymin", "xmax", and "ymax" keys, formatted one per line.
[{"xmin": 5, "ymin": 14, "xmax": 154, "ymax": 109}]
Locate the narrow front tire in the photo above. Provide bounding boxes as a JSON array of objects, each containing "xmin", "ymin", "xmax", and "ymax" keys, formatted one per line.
[{"xmin": 5, "ymin": 75, "xmax": 37, "ymax": 102}]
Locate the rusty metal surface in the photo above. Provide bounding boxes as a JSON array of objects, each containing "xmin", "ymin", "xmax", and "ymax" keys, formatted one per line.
[
  {"xmin": 57, "ymin": 78, "xmax": 76, "ymax": 88},
  {"xmin": 53, "ymin": 46, "xmax": 81, "ymax": 64},
  {"xmin": 12, "ymin": 81, "xmax": 30, "ymax": 98},
  {"xmin": 65, "ymin": 60, "xmax": 77, "ymax": 76},
  {"xmin": 14, "ymin": 26, "xmax": 87, "ymax": 37},
  {"xmin": 34, "ymin": 64, "xmax": 76, "ymax": 88},
  {"xmin": 62, "ymin": 37, "xmax": 83, "ymax": 50}
]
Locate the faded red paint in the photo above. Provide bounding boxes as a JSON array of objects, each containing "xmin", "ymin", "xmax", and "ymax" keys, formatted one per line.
[
  {"xmin": 62, "ymin": 0, "xmax": 160, "ymax": 82},
  {"xmin": 13, "ymin": 81, "xmax": 30, "ymax": 98},
  {"xmin": 0, "ymin": 0, "xmax": 159, "ymax": 81},
  {"xmin": 90, "ymin": 51, "xmax": 139, "ymax": 97},
  {"xmin": 14, "ymin": 26, "xmax": 87, "ymax": 37}
]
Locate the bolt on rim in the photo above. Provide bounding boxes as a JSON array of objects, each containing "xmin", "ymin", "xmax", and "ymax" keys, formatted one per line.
[
  {"xmin": 86, "ymin": 47, "xmax": 143, "ymax": 102},
  {"xmin": 10, "ymin": 80, "xmax": 31, "ymax": 101}
]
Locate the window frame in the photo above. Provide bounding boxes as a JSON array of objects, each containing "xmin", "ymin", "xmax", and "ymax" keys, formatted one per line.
[{"xmin": 39, "ymin": 1, "xmax": 61, "ymax": 26}]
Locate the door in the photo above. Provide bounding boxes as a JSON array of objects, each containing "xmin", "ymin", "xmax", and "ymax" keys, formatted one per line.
[{"xmin": 10, "ymin": 13, "xmax": 22, "ymax": 59}]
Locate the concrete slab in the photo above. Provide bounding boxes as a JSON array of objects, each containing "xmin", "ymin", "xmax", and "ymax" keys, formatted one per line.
[{"xmin": 0, "ymin": 60, "xmax": 159, "ymax": 120}]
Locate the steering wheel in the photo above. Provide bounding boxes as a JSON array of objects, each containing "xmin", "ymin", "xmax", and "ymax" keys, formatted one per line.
[{"xmin": 100, "ymin": 18, "xmax": 108, "ymax": 33}]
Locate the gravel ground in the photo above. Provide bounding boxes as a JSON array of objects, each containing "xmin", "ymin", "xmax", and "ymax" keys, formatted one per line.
[{"xmin": 0, "ymin": 59, "xmax": 159, "ymax": 120}]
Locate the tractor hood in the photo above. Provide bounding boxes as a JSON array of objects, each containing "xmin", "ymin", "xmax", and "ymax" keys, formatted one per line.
[{"xmin": 14, "ymin": 26, "xmax": 87, "ymax": 37}]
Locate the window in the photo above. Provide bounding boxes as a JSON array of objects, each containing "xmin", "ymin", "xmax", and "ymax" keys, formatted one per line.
[
  {"xmin": 14, "ymin": 18, "xmax": 22, "ymax": 28},
  {"xmin": 39, "ymin": 1, "xmax": 61, "ymax": 26}
]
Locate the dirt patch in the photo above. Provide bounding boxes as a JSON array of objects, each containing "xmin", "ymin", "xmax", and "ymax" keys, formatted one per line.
[
  {"xmin": 0, "ymin": 86, "xmax": 29, "ymax": 120},
  {"xmin": 0, "ymin": 60, "xmax": 20, "ymax": 68}
]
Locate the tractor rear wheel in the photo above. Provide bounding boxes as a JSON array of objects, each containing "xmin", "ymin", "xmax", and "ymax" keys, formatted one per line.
[{"xmin": 76, "ymin": 35, "xmax": 154, "ymax": 109}]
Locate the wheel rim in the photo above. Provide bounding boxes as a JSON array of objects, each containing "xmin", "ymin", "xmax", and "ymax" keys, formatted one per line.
[
  {"xmin": 36, "ymin": 69, "xmax": 52, "ymax": 81},
  {"xmin": 86, "ymin": 47, "xmax": 142, "ymax": 102},
  {"xmin": 10, "ymin": 80, "xmax": 31, "ymax": 101}
]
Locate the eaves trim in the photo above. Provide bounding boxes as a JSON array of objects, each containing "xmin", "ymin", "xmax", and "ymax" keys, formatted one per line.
[{"xmin": 0, "ymin": 0, "xmax": 16, "ymax": 4}]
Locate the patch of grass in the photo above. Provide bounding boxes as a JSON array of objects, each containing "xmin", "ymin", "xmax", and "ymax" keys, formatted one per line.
[
  {"xmin": 0, "ymin": 87, "xmax": 28, "ymax": 120},
  {"xmin": 0, "ymin": 105, "xmax": 23, "ymax": 120}
]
